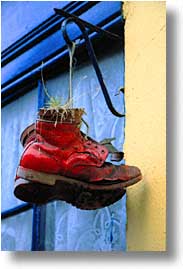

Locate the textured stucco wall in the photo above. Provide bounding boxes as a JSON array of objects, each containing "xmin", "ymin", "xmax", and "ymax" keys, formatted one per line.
[{"xmin": 123, "ymin": 1, "xmax": 166, "ymax": 251}]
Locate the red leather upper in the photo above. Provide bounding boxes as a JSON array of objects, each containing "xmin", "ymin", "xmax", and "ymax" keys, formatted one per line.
[{"xmin": 19, "ymin": 120, "xmax": 141, "ymax": 182}]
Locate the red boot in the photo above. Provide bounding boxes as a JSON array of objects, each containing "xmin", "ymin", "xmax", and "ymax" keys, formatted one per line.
[{"xmin": 14, "ymin": 108, "xmax": 142, "ymax": 209}]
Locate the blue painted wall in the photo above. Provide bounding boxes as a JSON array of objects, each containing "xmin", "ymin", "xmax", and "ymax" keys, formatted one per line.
[{"xmin": 1, "ymin": 1, "xmax": 68, "ymax": 51}]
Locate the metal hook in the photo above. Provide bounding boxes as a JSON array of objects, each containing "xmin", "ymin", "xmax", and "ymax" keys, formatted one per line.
[{"xmin": 61, "ymin": 17, "xmax": 125, "ymax": 118}]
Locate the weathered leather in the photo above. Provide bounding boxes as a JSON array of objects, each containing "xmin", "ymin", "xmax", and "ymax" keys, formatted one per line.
[
  {"xmin": 18, "ymin": 118, "xmax": 141, "ymax": 183},
  {"xmin": 20, "ymin": 122, "xmax": 124, "ymax": 162}
]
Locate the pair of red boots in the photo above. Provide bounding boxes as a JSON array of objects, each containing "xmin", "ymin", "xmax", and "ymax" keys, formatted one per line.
[{"xmin": 14, "ymin": 108, "xmax": 142, "ymax": 210}]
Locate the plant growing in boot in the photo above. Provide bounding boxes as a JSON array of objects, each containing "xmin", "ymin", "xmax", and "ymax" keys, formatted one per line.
[
  {"xmin": 14, "ymin": 45, "xmax": 142, "ymax": 210},
  {"xmin": 14, "ymin": 105, "xmax": 142, "ymax": 210}
]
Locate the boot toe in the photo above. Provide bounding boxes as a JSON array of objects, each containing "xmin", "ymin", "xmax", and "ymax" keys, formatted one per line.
[{"xmin": 129, "ymin": 165, "xmax": 142, "ymax": 178}]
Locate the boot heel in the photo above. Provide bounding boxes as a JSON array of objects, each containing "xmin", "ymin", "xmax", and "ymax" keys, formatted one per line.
[{"xmin": 17, "ymin": 166, "xmax": 58, "ymax": 186}]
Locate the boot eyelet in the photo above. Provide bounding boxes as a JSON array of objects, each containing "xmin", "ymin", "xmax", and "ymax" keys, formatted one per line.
[
  {"xmin": 101, "ymin": 150, "xmax": 105, "ymax": 153},
  {"xmin": 95, "ymin": 145, "xmax": 98, "ymax": 148}
]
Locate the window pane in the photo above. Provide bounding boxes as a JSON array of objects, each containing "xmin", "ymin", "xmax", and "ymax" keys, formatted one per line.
[
  {"xmin": 1, "ymin": 210, "xmax": 33, "ymax": 251},
  {"xmin": 1, "ymin": 89, "xmax": 37, "ymax": 211}
]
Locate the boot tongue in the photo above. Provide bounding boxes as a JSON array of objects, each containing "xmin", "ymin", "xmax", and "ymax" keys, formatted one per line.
[{"xmin": 38, "ymin": 108, "xmax": 85, "ymax": 125}]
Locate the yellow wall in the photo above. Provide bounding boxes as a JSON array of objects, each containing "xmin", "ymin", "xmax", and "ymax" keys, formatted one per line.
[{"xmin": 123, "ymin": 1, "xmax": 166, "ymax": 251}]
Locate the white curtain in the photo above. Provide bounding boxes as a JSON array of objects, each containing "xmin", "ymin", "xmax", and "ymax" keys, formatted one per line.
[{"xmin": 1, "ymin": 49, "xmax": 126, "ymax": 251}]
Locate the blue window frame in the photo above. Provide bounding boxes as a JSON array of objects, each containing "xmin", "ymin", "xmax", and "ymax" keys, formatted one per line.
[{"xmin": 1, "ymin": 1, "xmax": 126, "ymax": 251}]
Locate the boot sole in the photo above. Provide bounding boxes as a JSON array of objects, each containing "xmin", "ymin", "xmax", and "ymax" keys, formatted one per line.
[{"xmin": 14, "ymin": 166, "xmax": 142, "ymax": 210}]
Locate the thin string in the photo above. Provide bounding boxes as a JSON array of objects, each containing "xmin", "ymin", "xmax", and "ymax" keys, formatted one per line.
[
  {"xmin": 41, "ymin": 61, "xmax": 51, "ymax": 100},
  {"xmin": 68, "ymin": 41, "xmax": 76, "ymax": 108}
]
